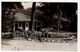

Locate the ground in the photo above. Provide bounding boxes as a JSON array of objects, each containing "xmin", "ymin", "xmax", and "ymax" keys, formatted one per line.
[{"xmin": 1, "ymin": 38, "xmax": 77, "ymax": 51}]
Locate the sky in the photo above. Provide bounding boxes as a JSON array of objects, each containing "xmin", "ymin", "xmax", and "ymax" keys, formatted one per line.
[{"xmin": 21, "ymin": 2, "xmax": 40, "ymax": 9}]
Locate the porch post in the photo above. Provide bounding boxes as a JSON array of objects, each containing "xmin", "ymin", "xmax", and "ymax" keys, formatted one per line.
[
  {"xmin": 13, "ymin": 22, "xmax": 15, "ymax": 32},
  {"xmin": 35, "ymin": 22, "xmax": 37, "ymax": 30},
  {"xmin": 25, "ymin": 22, "xmax": 26, "ymax": 30}
]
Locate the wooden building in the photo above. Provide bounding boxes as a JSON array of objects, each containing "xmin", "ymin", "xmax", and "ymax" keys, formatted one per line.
[{"xmin": 14, "ymin": 12, "xmax": 43, "ymax": 31}]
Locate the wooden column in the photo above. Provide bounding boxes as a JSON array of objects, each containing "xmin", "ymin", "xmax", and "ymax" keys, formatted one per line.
[{"xmin": 13, "ymin": 22, "xmax": 15, "ymax": 32}]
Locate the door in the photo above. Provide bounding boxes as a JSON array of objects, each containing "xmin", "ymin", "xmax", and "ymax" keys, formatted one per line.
[{"xmin": 15, "ymin": 23, "xmax": 19, "ymax": 31}]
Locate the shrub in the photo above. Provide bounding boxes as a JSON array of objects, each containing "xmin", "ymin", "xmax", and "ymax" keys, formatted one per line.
[{"xmin": 2, "ymin": 32, "xmax": 13, "ymax": 39}]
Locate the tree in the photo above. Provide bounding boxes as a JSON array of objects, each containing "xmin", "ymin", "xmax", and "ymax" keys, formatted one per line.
[
  {"xmin": 37, "ymin": 3, "xmax": 77, "ymax": 32},
  {"xmin": 2, "ymin": 2, "xmax": 23, "ymax": 32},
  {"xmin": 30, "ymin": 2, "xmax": 36, "ymax": 31}
]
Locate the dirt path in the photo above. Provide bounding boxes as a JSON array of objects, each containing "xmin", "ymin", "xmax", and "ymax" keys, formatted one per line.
[{"xmin": 1, "ymin": 39, "xmax": 77, "ymax": 51}]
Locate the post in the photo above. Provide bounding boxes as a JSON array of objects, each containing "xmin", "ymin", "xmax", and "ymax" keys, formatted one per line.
[
  {"xmin": 57, "ymin": 5, "xmax": 62, "ymax": 33},
  {"xmin": 13, "ymin": 22, "xmax": 15, "ymax": 32},
  {"xmin": 13, "ymin": 11, "xmax": 16, "ymax": 32}
]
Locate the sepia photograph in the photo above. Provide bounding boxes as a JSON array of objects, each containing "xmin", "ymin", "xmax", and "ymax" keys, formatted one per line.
[{"xmin": 1, "ymin": 2, "xmax": 77, "ymax": 51}]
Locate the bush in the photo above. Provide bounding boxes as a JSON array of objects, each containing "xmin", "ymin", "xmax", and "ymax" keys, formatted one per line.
[{"xmin": 2, "ymin": 32, "xmax": 13, "ymax": 39}]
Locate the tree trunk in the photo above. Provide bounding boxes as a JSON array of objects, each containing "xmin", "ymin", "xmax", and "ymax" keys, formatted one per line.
[{"xmin": 31, "ymin": 2, "xmax": 36, "ymax": 31}]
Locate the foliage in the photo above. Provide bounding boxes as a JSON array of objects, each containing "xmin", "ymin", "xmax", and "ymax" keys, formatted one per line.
[
  {"xmin": 37, "ymin": 3, "xmax": 77, "ymax": 32},
  {"xmin": 2, "ymin": 2, "xmax": 23, "ymax": 32}
]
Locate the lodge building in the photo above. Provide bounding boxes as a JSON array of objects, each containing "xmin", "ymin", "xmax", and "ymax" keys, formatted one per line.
[{"xmin": 14, "ymin": 12, "xmax": 43, "ymax": 31}]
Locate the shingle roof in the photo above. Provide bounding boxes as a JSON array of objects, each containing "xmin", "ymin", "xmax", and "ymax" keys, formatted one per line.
[
  {"xmin": 14, "ymin": 12, "xmax": 42, "ymax": 22},
  {"xmin": 14, "ymin": 12, "xmax": 31, "ymax": 21}
]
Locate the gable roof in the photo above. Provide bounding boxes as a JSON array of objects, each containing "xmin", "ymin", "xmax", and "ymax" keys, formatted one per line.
[
  {"xmin": 14, "ymin": 12, "xmax": 41, "ymax": 22},
  {"xmin": 14, "ymin": 12, "xmax": 31, "ymax": 21}
]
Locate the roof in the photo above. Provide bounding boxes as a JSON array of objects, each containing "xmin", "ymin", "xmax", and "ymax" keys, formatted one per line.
[
  {"xmin": 14, "ymin": 12, "xmax": 31, "ymax": 21},
  {"xmin": 53, "ymin": 15, "xmax": 68, "ymax": 22},
  {"xmin": 14, "ymin": 12, "xmax": 41, "ymax": 22},
  {"xmin": 60, "ymin": 17, "xmax": 68, "ymax": 22}
]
